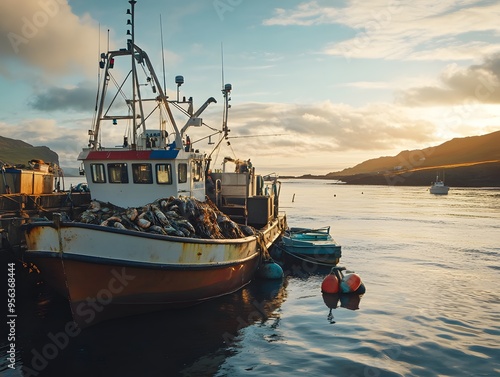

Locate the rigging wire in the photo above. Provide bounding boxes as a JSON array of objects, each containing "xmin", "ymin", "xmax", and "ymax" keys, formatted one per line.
[
  {"xmin": 139, "ymin": 63, "xmax": 150, "ymax": 81},
  {"xmin": 125, "ymin": 107, "xmax": 131, "ymax": 141},
  {"xmin": 104, "ymin": 70, "xmax": 133, "ymax": 117},
  {"xmin": 227, "ymin": 134, "xmax": 284, "ymax": 139},
  {"xmin": 169, "ymin": 101, "xmax": 220, "ymax": 133},
  {"xmin": 135, "ymin": 103, "xmax": 161, "ymax": 129},
  {"xmin": 220, "ymin": 42, "xmax": 225, "ymax": 91},
  {"xmin": 213, "ymin": 138, "xmax": 222, "ymax": 168},
  {"xmin": 227, "ymin": 140, "xmax": 237, "ymax": 159}
]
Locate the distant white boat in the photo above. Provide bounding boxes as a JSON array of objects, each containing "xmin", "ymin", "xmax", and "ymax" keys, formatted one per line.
[{"xmin": 429, "ymin": 174, "xmax": 449, "ymax": 195}]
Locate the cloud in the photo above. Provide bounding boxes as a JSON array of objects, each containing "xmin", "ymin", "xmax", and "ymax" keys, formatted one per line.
[
  {"xmin": 263, "ymin": 1, "xmax": 339, "ymax": 26},
  {"xmin": 0, "ymin": 0, "xmax": 102, "ymax": 77},
  {"xmin": 191, "ymin": 100, "xmax": 437, "ymax": 174},
  {"xmin": 0, "ymin": 99, "xmax": 439, "ymax": 174},
  {"xmin": 341, "ymin": 81, "xmax": 395, "ymax": 90},
  {"xmin": 29, "ymin": 81, "xmax": 96, "ymax": 111},
  {"xmin": 212, "ymin": 100, "xmax": 436, "ymax": 154},
  {"xmin": 0, "ymin": 119, "xmax": 88, "ymax": 167},
  {"xmin": 263, "ymin": 0, "xmax": 500, "ymax": 61},
  {"xmin": 397, "ymin": 53, "xmax": 500, "ymax": 106}
]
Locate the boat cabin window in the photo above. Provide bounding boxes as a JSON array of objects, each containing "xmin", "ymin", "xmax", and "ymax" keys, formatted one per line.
[
  {"xmin": 108, "ymin": 163, "xmax": 129, "ymax": 183},
  {"xmin": 90, "ymin": 164, "xmax": 106, "ymax": 183},
  {"xmin": 192, "ymin": 161, "xmax": 203, "ymax": 182},
  {"xmin": 156, "ymin": 163, "xmax": 172, "ymax": 184},
  {"xmin": 178, "ymin": 163, "xmax": 187, "ymax": 183},
  {"xmin": 132, "ymin": 163, "xmax": 153, "ymax": 184}
]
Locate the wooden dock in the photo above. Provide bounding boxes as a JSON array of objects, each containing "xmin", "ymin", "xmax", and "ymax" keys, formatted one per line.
[{"xmin": 0, "ymin": 191, "xmax": 91, "ymax": 249}]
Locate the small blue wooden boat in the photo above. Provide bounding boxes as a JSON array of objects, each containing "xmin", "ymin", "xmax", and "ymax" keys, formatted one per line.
[{"xmin": 280, "ymin": 226, "xmax": 342, "ymax": 266}]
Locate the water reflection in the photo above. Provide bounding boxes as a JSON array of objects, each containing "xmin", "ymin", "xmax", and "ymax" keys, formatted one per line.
[
  {"xmin": 322, "ymin": 293, "xmax": 364, "ymax": 324},
  {"xmin": 274, "ymin": 254, "xmax": 333, "ymax": 278},
  {"xmin": 6, "ymin": 279, "xmax": 287, "ymax": 377}
]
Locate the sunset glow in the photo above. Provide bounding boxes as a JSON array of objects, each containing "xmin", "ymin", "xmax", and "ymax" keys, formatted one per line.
[{"xmin": 1, "ymin": 0, "xmax": 499, "ymax": 175}]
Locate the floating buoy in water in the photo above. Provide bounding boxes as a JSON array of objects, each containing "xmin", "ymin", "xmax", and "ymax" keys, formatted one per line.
[
  {"xmin": 322, "ymin": 292, "xmax": 340, "ymax": 309},
  {"xmin": 340, "ymin": 273, "xmax": 362, "ymax": 293},
  {"xmin": 321, "ymin": 274, "xmax": 340, "ymax": 294},
  {"xmin": 257, "ymin": 261, "xmax": 284, "ymax": 279},
  {"xmin": 355, "ymin": 283, "xmax": 366, "ymax": 294},
  {"xmin": 340, "ymin": 293, "xmax": 361, "ymax": 310}
]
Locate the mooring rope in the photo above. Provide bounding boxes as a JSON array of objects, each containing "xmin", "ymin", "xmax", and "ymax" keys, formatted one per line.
[
  {"xmin": 256, "ymin": 231, "xmax": 273, "ymax": 262},
  {"xmin": 273, "ymin": 242, "xmax": 340, "ymax": 267}
]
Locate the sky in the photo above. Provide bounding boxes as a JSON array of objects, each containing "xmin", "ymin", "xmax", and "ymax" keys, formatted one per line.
[{"xmin": 1, "ymin": 0, "xmax": 500, "ymax": 175}]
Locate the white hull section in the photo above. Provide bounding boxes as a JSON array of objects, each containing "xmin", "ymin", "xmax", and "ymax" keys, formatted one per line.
[
  {"xmin": 430, "ymin": 185, "xmax": 449, "ymax": 195},
  {"xmin": 23, "ymin": 215, "xmax": 286, "ymax": 326},
  {"xmin": 25, "ymin": 216, "xmax": 285, "ymax": 267}
]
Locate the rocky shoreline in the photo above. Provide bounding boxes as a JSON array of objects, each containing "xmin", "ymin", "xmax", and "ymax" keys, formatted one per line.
[{"xmin": 289, "ymin": 161, "xmax": 500, "ymax": 187}]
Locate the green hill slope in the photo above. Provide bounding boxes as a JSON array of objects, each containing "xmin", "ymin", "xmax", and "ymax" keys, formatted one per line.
[
  {"xmin": 327, "ymin": 130, "xmax": 500, "ymax": 177},
  {"xmin": 0, "ymin": 136, "xmax": 59, "ymax": 167}
]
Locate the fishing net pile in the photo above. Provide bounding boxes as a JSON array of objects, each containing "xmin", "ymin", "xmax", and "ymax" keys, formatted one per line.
[{"xmin": 77, "ymin": 196, "xmax": 257, "ymax": 239}]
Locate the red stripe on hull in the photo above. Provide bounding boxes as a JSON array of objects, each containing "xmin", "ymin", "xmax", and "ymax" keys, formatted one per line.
[{"xmin": 85, "ymin": 150, "xmax": 152, "ymax": 160}]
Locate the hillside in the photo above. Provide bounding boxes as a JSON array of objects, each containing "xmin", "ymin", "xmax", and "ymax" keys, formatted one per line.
[
  {"xmin": 327, "ymin": 130, "xmax": 500, "ymax": 177},
  {"xmin": 0, "ymin": 136, "xmax": 59, "ymax": 167},
  {"xmin": 318, "ymin": 130, "xmax": 500, "ymax": 187}
]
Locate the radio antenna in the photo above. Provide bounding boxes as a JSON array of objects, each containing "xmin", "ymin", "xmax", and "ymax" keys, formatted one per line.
[
  {"xmin": 221, "ymin": 42, "xmax": 225, "ymax": 90},
  {"xmin": 160, "ymin": 14, "xmax": 167, "ymax": 91}
]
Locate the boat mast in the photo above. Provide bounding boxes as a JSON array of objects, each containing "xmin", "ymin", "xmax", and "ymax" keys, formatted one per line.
[
  {"xmin": 133, "ymin": 46, "xmax": 182, "ymax": 147},
  {"xmin": 222, "ymin": 83, "xmax": 231, "ymax": 139},
  {"xmin": 221, "ymin": 44, "xmax": 231, "ymax": 141},
  {"xmin": 129, "ymin": 0, "xmax": 138, "ymax": 147},
  {"xmin": 89, "ymin": 1, "xmax": 214, "ymax": 151},
  {"xmin": 206, "ymin": 83, "xmax": 231, "ymax": 161}
]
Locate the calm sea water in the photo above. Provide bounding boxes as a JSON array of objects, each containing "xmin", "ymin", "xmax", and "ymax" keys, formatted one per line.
[{"xmin": 1, "ymin": 180, "xmax": 499, "ymax": 376}]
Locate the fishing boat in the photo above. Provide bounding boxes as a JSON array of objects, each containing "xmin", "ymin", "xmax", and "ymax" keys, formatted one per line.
[
  {"xmin": 429, "ymin": 174, "xmax": 449, "ymax": 195},
  {"xmin": 23, "ymin": 0, "xmax": 286, "ymax": 327},
  {"xmin": 277, "ymin": 226, "xmax": 342, "ymax": 266}
]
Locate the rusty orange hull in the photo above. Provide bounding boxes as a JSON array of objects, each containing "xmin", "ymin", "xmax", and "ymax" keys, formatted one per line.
[
  {"xmin": 23, "ymin": 215, "xmax": 286, "ymax": 327},
  {"xmin": 27, "ymin": 252, "xmax": 260, "ymax": 327}
]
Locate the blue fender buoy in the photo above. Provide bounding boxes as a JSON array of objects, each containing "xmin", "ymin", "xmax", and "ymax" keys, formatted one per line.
[
  {"xmin": 257, "ymin": 261, "xmax": 284, "ymax": 279},
  {"xmin": 354, "ymin": 283, "xmax": 366, "ymax": 294}
]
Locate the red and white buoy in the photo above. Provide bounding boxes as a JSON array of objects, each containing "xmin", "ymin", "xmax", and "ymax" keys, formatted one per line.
[{"xmin": 340, "ymin": 273, "xmax": 362, "ymax": 293}]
